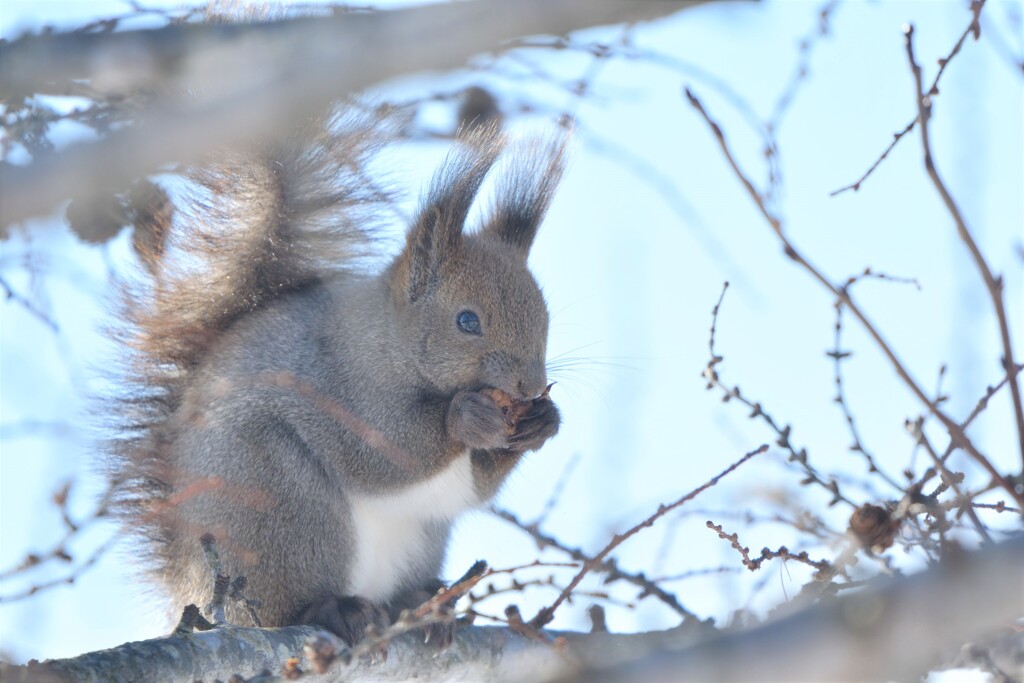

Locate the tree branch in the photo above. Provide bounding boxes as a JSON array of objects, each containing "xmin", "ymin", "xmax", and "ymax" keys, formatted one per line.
[
  {"xmin": 528, "ymin": 443, "xmax": 767, "ymax": 629},
  {"xmin": 829, "ymin": 0, "xmax": 987, "ymax": 196},
  {"xmin": 683, "ymin": 86, "xmax": 1024, "ymax": 509},
  {"xmin": 903, "ymin": 20, "xmax": 1024, "ymax": 475},
  {"xmin": 0, "ymin": 0, "xmax": 710, "ymax": 230},
  {"xmin": 491, "ymin": 506, "xmax": 703, "ymax": 625},
  {"xmin": 558, "ymin": 536, "xmax": 1024, "ymax": 683},
  {"xmin": 5, "ymin": 537, "xmax": 1020, "ymax": 682}
]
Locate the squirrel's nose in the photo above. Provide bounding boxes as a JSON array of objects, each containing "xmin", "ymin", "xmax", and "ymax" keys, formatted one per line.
[{"xmin": 516, "ymin": 361, "xmax": 547, "ymax": 399}]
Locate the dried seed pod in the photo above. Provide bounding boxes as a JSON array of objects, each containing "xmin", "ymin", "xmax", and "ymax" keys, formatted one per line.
[{"xmin": 848, "ymin": 503, "xmax": 897, "ymax": 551}]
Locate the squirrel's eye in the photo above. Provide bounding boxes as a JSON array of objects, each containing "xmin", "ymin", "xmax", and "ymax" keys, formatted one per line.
[{"xmin": 456, "ymin": 310, "xmax": 482, "ymax": 336}]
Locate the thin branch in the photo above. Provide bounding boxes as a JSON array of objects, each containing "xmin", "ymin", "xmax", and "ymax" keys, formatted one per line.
[
  {"xmin": 649, "ymin": 566, "xmax": 743, "ymax": 583},
  {"xmin": 903, "ymin": 20, "xmax": 1024, "ymax": 475},
  {"xmin": 683, "ymin": 87, "xmax": 1024, "ymax": 509},
  {"xmin": 0, "ymin": 538, "xmax": 118, "ymax": 603},
  {"xmin": 971, "ymin": 501, "xmax": 1020, "ymax": 514},
  {"xmin": 0, "ymin": 483, "xmax": 110, "ymax": 584},
  {"xmin": 828, "ymin": 119, "xmax": 917, "ymax": 197},
  {"xmin": 904, "ymin": 418, "xmax": 993, "ymax": 545},
  {"xmin": 492, "ymin": 506, "xmax": 703, "ymax": 624},
  {"xmin": 347, "ymin": 560, "xmax": 588, "ymax": 661},
  {"xmin": 767, "ymin": 0, "xmax": 841, "ymax": 132},
  {"xmin": 532, "ymin": 453, "xmax": 581, "ymax": 526},
  {"xmin": 559, "ymin": 537, "xmax": 1024, "ymax": 683},
  {"xmin": 704, "ymin": 282, "xmax": 852, "ymax": 506},
  {"xmin": 830, "ymin": 271, "xmax": 920, "ymax": 492},
  {"xmin": 0, "ymin": 274, "xmax": 58, "ymax": 333},
  {"xmin": 528, "ymin": 443, "xmax": 768, "ymax": 629},
  {"xmin": 958, "ymin": 363, "xmax": 1024, "ymax": 438},
  {"xmin": 705, "ymin": 521, "xmax": 835, "ymax": 575},
  {"xmin": 830, "ymin": 0, "xmax": 987, "ymax": 196},
  {"xmin": 916, "ymin": 364, "xmax": 1024, "ymax": 496}
]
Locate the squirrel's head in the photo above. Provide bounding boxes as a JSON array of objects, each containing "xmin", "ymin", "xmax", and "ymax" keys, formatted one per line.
[{"xmin": 388, "ymin": 134, "xmax": 564, "ymax": 400}]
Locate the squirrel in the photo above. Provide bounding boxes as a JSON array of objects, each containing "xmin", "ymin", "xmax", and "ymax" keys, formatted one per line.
[{"xmin": 108, "ymin": 109, "xmax": 565, "ymax": 646}]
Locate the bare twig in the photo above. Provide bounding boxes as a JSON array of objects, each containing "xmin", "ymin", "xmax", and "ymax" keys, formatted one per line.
[
  {"xmin": 650, "ymin": 566, "xmax": 743, "ymax": 583},
  {"xmin": 0, "ymin": 274, "xmax": 58, "ymax": 333},
  {"xmin": 673, "ymin": 507, "xmax": 841, "ymax": 543},
  {"xmin": 492, "ymin": 507, "xmax": 702, "ymax": 623},
  {"xmin": 829, "ymin": 118, "xmax": 918, "ymax": 197},
  {"xmin": 346, "ymin": 560, "xmax": 576, "ymax": 661},
  {"xmin": 0, "ymin": 537, "xmax": 118, "ymax": 603},
  {"xmin": 534, "ymin": 452, "xmax": 582, "ymax": 526},
  {"xmin": 684, "ymin": 87, "xmax": 1024, "ymax": 509},
  {"xmin": 904, "ymin": 418, "xmax": 993, "ymax": 545},
  {"xmin": 562, "ymin": 537, "xmax": 1024, "ymax": 683},
  {"xmin": 704, "ymin": 282, "xmax": 852, "ymax": 506},
  {"xmin": 705, "ymin": 521, "xmax": 835, "ymax": 576},
  {"xmin": 768, "ymin": 0, "xmax": 841, "ymax": 131},
  {"xmin": 830, "ymin": 270, "xmax": 921, "ymax": 491},
  {"xmin": 830, "ymin": 0, "xmax": 988, "ymax": 196},
  {"xmin": 917, "ymin": 362, "xmax": 1024, "ymax": 491},
  {"xmin": 528, "ymin": 444, "xmax": 768, "ymax": 629},
  {"xmin": 960, "ymin": 363, "xmax": 1024, "ymax": 432},
  {"xmin": 0, "ymin": 482, "xmax": 110, "ymax": 589},
  {"xmin": 470, "ymin": 575, "xmax": 560, "ymax": 603},
  {"xmin": 903, "ymin": 19, "xmax": 1024, "ymax": 474},
  {"xmin": 970, "ymin": 501, "xmax": 1020, "ymax": 514}
]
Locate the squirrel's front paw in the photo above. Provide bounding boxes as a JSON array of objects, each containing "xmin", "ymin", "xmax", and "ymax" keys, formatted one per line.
[
  {"xmin": 448, "ymin": 390, "xmax": 509, "ymax": 450},
  {"xmin": 509, "ymin": 398, "xmax": 560, "ymax": 453},
  {"xmin": 298, "ymin": 595, "xmax": 390, "ymax": 649}
]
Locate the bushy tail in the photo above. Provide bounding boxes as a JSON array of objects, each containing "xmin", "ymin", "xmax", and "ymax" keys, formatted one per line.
[{"xmin": 106, "ymin": 109, "xmax": 393, "ymax": 526}]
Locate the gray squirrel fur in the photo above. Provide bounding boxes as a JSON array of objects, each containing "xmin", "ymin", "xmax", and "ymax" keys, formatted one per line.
[{"xmin": 109, "ymin": 110, "xmax": 564, "ymax": 645}]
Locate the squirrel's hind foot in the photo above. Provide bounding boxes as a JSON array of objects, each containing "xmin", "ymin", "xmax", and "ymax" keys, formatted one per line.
[{"xmin": 297, "ymin": 595, "xmax": 390, "ymax": 649}]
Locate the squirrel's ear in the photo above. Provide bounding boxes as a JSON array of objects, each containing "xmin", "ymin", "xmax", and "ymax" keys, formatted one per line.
[
  {"xmin": 483, "ymin": 136, "xmax": 567, "ymax": 256},
  {"xmin": 398, "ymin": 130, "xmax": 504, "ymax": 302}
]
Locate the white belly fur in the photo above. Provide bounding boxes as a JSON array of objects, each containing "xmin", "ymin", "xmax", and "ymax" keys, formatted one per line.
[{"xmin": 346, "ymin": 452, "xmax": 480, "ymax": 602}]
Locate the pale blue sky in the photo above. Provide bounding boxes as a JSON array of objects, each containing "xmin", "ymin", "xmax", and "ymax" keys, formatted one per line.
[{"xmin": 1, "ymin": 0, "xmax": 1021, "ymax": 671}]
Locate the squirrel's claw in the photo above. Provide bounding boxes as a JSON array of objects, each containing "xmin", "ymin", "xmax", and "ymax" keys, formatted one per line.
[
  {"xmin": 508, "ymin": 399, "xmax": 560, "ymax": 453},
  {"xmin": 423, "ymin": 620, "xmax": 456, "ymax": 651}
]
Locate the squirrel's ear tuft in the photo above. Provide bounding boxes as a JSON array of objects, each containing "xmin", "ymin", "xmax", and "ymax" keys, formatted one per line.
[
  {"xmin": 399, "ymin": 128, "xmax": 505, "ymax": 302},
  {"xmin": 484, "ymin": 136, "xmax": 567, "ymax": 256}
]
